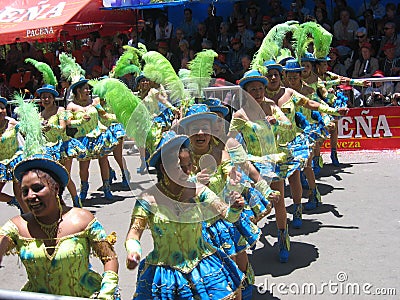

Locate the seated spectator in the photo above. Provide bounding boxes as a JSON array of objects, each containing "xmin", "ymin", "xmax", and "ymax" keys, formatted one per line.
[
  {"xmin": 170, "ymin": 28, "xmax": 186, "ymax": 57},
  {"xmin": 352, "ymin": 42, "xmax": 379, "ymax": 78},
  {"xmin": 377, "ymin": 22, "xmax": 400, "ymax": 58},
  {"xmin": 333, "ymin": 8, "xmax": 359, "ymax": 50},
  {"xmin": 363, "ymin": 70, "xmax": 394, "ymax": 106},
  {"xmin": 212, "ymin": 59, "xmax": 235, "ymax": 84},
  {"xmin": 268, "ymin": 0, "xmax": 287, "ymax": 24},
  {"xmin": 191, "ymin": 23, "xmax": 208, "ymax": 53},
  {"xmin": 157, "ymin": 41, "xmax": 180, "ymax": 73},
  {"xmin": 328, "ymin": 47, "xmax": 347, "ymax": 76},
  {"xmin": 381, "ymin": 3, "xmax": 400, "ymax": 34},
  {"xmin": 217, "ymin": 22, "xmax": 233, "ymax": 54},
  {"xmin": 229, "ymin": 1, "xmax": 245, "ymax": 32},
  {"xmin": 226, "ymin": 38, "xmax": 247, "ymax": 74},
  {"xmin": 201, "ymin": 39, "xmax": 213, "ymax": 50},
  {"xmin": 203, "ymin": 4, "xmax": 223, "ymax": 48},
  {"xmin": 179, "ymin": 8, "xmax": 198, "ymax": 43},
  {"xmin": 155, "ymin": 14, "xmax": 173, "ymax": 42},
  {"xmin": 314, "ymin": 5, "xmax": 332, "ymax": 32},
  {"xmin": 333, "ymin": 0, "xmax": 356, "ymax": 23},
  {"xmin": 244, "ymin": 2, "xmax": 262, "ymax": 32},
  {"xmin": 177, "ymin": 39, "xmax": 194, "ymax": 69},
  {"xmin": 101, "ymin": 44, "xmax": 117, "ymax": 75},
  {"xmin": 261, "ymin": 15, "xmax": 274, "ymax": 36},
  {"xmin": 379, "ymin": 42, "xmax": 400, "ymax": 77},
  {"xmin": 247, "ymin": 31, "xmax": 264, "ymax": 58},
  {"xmin": 233, "ymin": 54, "xmax": 251, "ymax": 82},
  {"xmin": 357, "ymin": 0, "xmax": 385, "ymax": 21},
  {"xmin": 337, "ymin": 84, "xmax": 363, "ymax": 107},
  {"xmin": 234, "ymin": 19, "xmax": 255, "ymax": 51},
  {"xmin": 359, "ymin": 9, "xmax": 380, "ymax": 42}
]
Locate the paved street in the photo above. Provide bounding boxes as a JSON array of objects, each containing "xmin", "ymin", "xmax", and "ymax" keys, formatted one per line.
[{"xmin": 0, "ymin": 148, "xmax": 399, "ymax": 299}]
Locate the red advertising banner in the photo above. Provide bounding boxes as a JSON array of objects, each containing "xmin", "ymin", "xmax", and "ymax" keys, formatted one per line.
[{"xmin": 321, "ymin": 107, "xmax": 400, "ymax": 151}]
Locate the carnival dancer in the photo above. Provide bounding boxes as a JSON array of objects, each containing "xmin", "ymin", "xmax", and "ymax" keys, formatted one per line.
[
  {"xmin": 281, "ymin": 59, "xmax": 348, "ymax": 212},
  {"xmin": 58, "ymin": 53, "xmax": 119, "ymax": 201},
  {"xmin": 178, "ymin": 104, "xmax": 279, "ymax": 298},
  {"xmin": 0, "ymin": 96, "xmax": 28, "ymax": 213},
  {"xmin": 229, "ymin": 70, "xmax": 292, "ymax": 263},
  {"xmin": 25, "ymin": 58, "xmax": 86, "ymax": 207},
  {"xmin": 125, "ymin": 131, "xmax": 244, "ymax": 299},
  {"xmin": 0, "ymin": 153, "xmax": 119, "ymax": 299}
]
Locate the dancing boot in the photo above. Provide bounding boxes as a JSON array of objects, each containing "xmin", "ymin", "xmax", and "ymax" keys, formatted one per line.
[
  {"xmin": 312, "ymin": 155, "xmax": 323, "ymax": 177},
  {"xmin": 79, "ymin": 181, "xmax": 89, "ymax": 201},
  {"xmin": 330, "ymin": 148, "xmax": 340, "ymax": 166},
  {"xmin": 292, "ymin": 203, "xmax": 303, "ymax": 229},
  {"xmin": 277, "ymin": 225, "xmax": 290, "ymax": 263},
  {"xmin": 121, "ymin": 169, "xmax": 130, "ymax": 187},
  {"xmin": 241, "ymin": 263, "xmax": 255, "ymax": 299},
  {"xmin": 304, "ymin": 187, "xmax": 322, "ymax": 210},
  {"xmin": 109, "ymin": 167, "xmax": 117, "ymax": 184},
  {"xmin": 103, "ymin": 180, "xmax": 113, "ymax": 200},
  {"xmin": 72, "ymin": 195, "xmax": 82, "ymax": 208}
]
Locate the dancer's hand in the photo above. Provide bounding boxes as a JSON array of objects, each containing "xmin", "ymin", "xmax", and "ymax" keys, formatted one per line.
[
  {"xmin": 229, "ymin": 191, "xmax": 244, "ymax": 209},
  {"xmin": 126, "ymin": 252, "xmax": 140, "ymax": 270},
  {"xmin": 268, "ymin": 191, "xmax": 281, "ymax": 203},
  {"xmin": 196, "ymin": 169, "xmax": 211, "ymax": 185}
]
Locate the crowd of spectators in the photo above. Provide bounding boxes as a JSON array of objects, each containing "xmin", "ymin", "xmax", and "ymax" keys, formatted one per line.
[{"xmin": 1, "ymin": 0, "xmax": 400, "ymax": 107}]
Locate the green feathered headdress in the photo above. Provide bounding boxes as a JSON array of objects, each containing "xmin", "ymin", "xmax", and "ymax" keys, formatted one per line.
[
  {"xmin": 89, "ymin": 78, "xmax": 152, "ymax": 147},
  {"xmin": 25, "ymin": 58, "xmax": 57, "ymax": 86},
  {"xmin": 294, "ymin": 21, "xmax": 332, "ymax": 60},
  {"xmin": 187, "ymin": 49, "xmax": 218, "ymax": 97},
  {"xmin": 111, "ymin": 45, "xmax": 143, "ymax": 78},
  {"xmin": 58, "ymin": 52, "xmax": 85, "ymax": 84},
  {"xmin": 251, "ymin": 21, "xmax": 299, "ymax": 73},
  {"xmin": 142, "ymin": 51, "xmax": 186, "ymax": 103},
  {"xmin": 13, "ymin": 93, "xmax": 45, "ymax": 157}
]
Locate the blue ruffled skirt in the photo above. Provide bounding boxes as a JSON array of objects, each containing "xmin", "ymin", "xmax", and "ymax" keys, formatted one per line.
[
  {"xmin": 44, "ymin": 139, "xmax": 86, "ymax": 161},
  {"xmin": 108, "ymin": 123, "xmax": 126, "ymax": 140},
  {"xmin": 77, "ymin": 130, "xmax": 119, "ymax": 160},
  {"xmin": 134, "ymin": 249, "xmax": 243, "ymax": 299},
  {"xmin": 0, "ymin": 150, "xmax": 23, "ymax": 182}
]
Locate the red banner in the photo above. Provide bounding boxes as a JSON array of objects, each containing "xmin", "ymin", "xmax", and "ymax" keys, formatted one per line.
[{"xmin": 321, "ymin": 107, "xmax": 400, "ymax": 151}]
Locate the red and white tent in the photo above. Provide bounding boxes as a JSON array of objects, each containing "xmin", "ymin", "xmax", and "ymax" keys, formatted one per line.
[{"xmin": 0, "ymin": 0, "xmax": 135, "ymax": 45}]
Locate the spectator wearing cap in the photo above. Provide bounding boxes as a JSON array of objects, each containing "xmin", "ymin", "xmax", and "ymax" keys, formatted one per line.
[
  {"xmin": 244, "ymin": 2, "xmax": 262, "ymax": 32},
  {"xmin": 377, "ymin": 21, "xmax": 400, "ymax": 58},
  {"xmin": 247, "ymin": 31, "xmax": 264, "ymax": 58},
  {"xmin": 212, "ymin": 59, "xmax": 235, "ymax": 84},
  {"xmin": 314, "ymin": 6, "xmax": 332, "ymax": 32},
  {"xmin": 234, "ymin": 20, "xmax": 255, "ymax": 51},
  {"xmin": 226, "ymin": 38, "xmax": 247, "ymax": 74},
  {"xmin": 333, "ymin": 8, "xmax": 359, "ymax": 49},
  {"xmin": 261, "ymin": 15, "xmax": 273, "ymax": 36},
  {"xmin": 352, "ymin": 42, "xmax": 379, "ymax": 78},
  {"xmin": 379, "ymin": 42, "xmax": 400, "ymax": 77},
  {"xmin": 179, "ymin": 8, "xmax": 199, "ymax": 43},
  {"xmin": 217, "ymin": 22, "xmax": 233, "ymax": 53},
  {"xmin": 363, "ymin": 70, "xmax": 394, "ymax": 106},
  {"xmin": 157, "ymin": 41, "xmax": 180, "ymax": 73},
  {"xmin": 328, "ymin": 48, "xmax": 347, "ymax": 76},
  {"xmin": 358, "ymin": 0, "xmax": 385, "ymax": 21}
]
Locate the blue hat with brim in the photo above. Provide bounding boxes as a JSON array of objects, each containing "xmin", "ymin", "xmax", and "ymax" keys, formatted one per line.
[
  {"xmin": 14, "ymin": 154, "xmax": 70, "ymax": 188},
  {"xmin": 148, "ymin": 131, "xmax": 189, "ymax": 168},
  {"xmin": 301, "ymin": 52, "xmax": 316, "ymax": 62},
  {"xmin": 70, "ymin": 77, "xmax": 89, "ymax": 93},
  {"xmin": 316, "ymin": 56, "xmax": 331, "ymax": 62},
  {"xmin": 37, "ymin": 84, "xmax": 59, "ymax": 97},
  {"xmin": 283, "ymin": 59, "xmax": 305, "ymax": 72},
  {"xmin": 263, "ymin": 60, "xmax": 283, "ymax": 72},
  {"xmin": 135, "ymin": 73, "xmax": 147, "ymax": 87},
  {"xmin": 0, "ymin": 97, "xmax": 7, "ymax": 106},
  {"xmin": 239, "ymin": 70, "xmax": 268, "ymax": 88},
  {"xmin": 178, "ymin": 104, "xmax": 218, "ymax": 130},
  {"xmin": 202, "ymin": 98, "xmax": 229, "ymax": 117}
]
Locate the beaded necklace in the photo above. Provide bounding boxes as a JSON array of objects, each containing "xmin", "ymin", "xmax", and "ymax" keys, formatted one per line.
[{"xmin": 34, "ymin": 207, "xmax": 63, "ymax": 240}]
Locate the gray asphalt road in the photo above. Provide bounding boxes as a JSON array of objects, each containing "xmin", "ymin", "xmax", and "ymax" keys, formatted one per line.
[{"xmin": 0, "ymin": 149, "xmax": 399, "ymax": 299}]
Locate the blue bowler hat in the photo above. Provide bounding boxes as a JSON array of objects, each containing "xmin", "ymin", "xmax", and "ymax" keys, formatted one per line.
[
  {"xmin": 178, "ymin": 104, "xmax": 218, "ymax": 130},
  {"xmin": 263, "ymin": 60, "xmax": 283, "ymax": 72},
  {"xmin": 135, "ymin": 73, "xmax": 147, "ymax": 87},
  {"xmin": 14, "ymin": 153, "xmax": 69, "ymax": 188},
  {"xmin": 316, "ymin": 56, "xmax": 331, "ymax": 62},
  {"xmin": 70, "ymin": 77, "xmax": 89, "ymax": 93},
  {"xmin": 301, "ymin": 52, "xmax": 316, "ymax": 62},
  {"xmin": 283, "ymin": 59, "xmax": 305, "ymax": 72},
  {"xmin": 0, "ymin": 97, "xmax": 7, "ymax": 106},
  {"xmin": 239, "ymin": 70, "xmax": 268, "ymax": 88},
  {"xmin": 202, "ymin": 98, "xmax": 229, "ymax": 117},
  {"xmin": 148, "ymin": 131, "xmax": 189, "ymax": 168},
  {"xmin": 37, "ymin": 84, "xmax": 59, "ymax": 97}
]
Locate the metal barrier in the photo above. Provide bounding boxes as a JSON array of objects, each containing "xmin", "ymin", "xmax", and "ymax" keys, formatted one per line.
[{"xmin": 0, "ymin": 289, "xmax": 89, "ymax": 300}]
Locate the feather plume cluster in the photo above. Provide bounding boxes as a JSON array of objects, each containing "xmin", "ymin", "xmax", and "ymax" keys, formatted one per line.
[
  {"xmin": 58, "ymin": 52, "xmax": 85, "ymax": 84},
  {"xmin": 111, "ymin": 45, "xmax": 144, "ymax": 78},
  {"xmin": 25, "ymin": 58, "xmax": 57, "ymax": 86}
]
